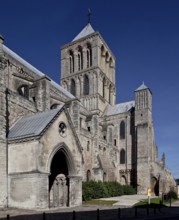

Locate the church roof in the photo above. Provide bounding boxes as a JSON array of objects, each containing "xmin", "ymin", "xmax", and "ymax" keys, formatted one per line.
[
  {"xmin": 8, "ymin": 105, "xmax": 64, "ymax": 141},
  {"xmin": 103, "ymin": 101, "xmax": 135, "ymax": 116},
  {"xmin": 3, "ymin": 45, "xmax": 75, "ymax": 99},
  {"xmin": 72, "ymin": 23, "xmax": 95, "ymax": 41},
  {"xmin": 135, "ymin": 82, "xmax": 148, "ymax": 91}
]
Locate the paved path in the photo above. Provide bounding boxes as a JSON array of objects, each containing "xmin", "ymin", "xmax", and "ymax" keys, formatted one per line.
[{"xmin": 100, "ymin": 194, "xmax": 156, "ymax": 207}]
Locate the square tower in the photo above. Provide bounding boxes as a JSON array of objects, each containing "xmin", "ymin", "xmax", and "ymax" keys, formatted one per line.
[{"xmin": 61, "ymin": 23, "xmax": 116, "ymax": 113}]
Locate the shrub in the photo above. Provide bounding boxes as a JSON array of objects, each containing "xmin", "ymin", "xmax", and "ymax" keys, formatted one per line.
[
  {"xmin": 167, "ymin": 190, "xmax": 178, "ymax": 200},
  {"xmin": 82, "ymin": 180, "xmax": 136, "ymax": 201}
]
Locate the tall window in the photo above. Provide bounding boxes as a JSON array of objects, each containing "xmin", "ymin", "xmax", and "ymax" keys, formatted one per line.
[
  {"xmin": 17, "ymin": 85, "xmax": 29, "ymax": 99},
  {"xmin": 87, "ymin": 170, "xmax": 91, "ymax": 181},
  {"xmin": 83, "ymin": 74, "xmax": 89, "ymax": 95},
  {"xmin": 69, "ymin": 50, "xmax": 74, "ymax": 73},
  {"xmin": 70, "ymin": 79, "xmax": 76, "ymax": 96},
  {"xmin": 101, "ymin": 45, "xmax": 105, "ymax": 56},
  {"xmin": 77, "ymin": 47, "xmax": 83, "ymax": 71},
  {"xmin": 102, "ymin": 78, "xmax": 106, "ymax": 98},
  {"xmin": 109, "ymin": 57, "xmax": 113, "ymax": 67},
  {"xmin": 105, "ymin": 52, "xmax": 109, "ymax": 62},
  {"xmin": 120, "ymin": 149, "xmax": 125, "ymax": 164},
  {"xmin": 120, "ymin": 121, "xmax": 125, "ymax": 139},
  {"xmin": 87, "ymin": 44, "xmax": 92, "ymax": 68},
  {"xmin": 109, "ymin": 84, "xmax": 112, "ymax": 104}
]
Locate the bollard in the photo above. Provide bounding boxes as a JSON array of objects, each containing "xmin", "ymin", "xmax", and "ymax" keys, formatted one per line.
[
  {"xmin": 118, "ymin": 208, "xmax": 121, "ymax": 219},
  {"xmin": 43, "ymin": 212, "xmax": 46, "ymax": 220},
  {"xmin": 135, "ymin": 207, "xmax": 137, "ymax": 217},
  {"xmin": 7, "ymin": 214, "xmax": 10, "ymax": 220},
  {"xmin": 73, "ymin": 210, "xmax": 76, "ymax": 220},
  {"xmin": 97, "ymin": 208, "xmax": 100, "ymax": 220}
]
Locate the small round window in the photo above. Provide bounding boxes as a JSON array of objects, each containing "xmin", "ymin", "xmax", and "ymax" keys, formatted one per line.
[{"xmin": 59, "ymin": 122, "xmax": 67, "ymax": 137}]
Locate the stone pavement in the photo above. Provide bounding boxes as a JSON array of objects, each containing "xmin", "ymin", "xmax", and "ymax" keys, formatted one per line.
[{"xmin": 100, "ymin": 194, "xmax": 156, "ymax": 207}]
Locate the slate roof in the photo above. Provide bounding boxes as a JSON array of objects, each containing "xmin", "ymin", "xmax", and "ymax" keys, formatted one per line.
[
  {"xmin": 3, "ymin": 45, "xmax": 75, "ymax": 99},
  {"xmin": 135, "ymin": 82, "xmax": 148, "ymax": 91},
  {"xmin": 103, "ymin": 101, "xmax": 135, "ymax": 116},
  {"xmin": 72, "ymin": 23, "xmax": 95, "ymax": 41},
  {"xmin": 8, "ymin": 105, "xmax": 64, "ymax": 141}
]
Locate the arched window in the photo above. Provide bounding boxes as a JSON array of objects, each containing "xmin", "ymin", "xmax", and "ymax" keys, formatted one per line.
[
  {"xmin": 87, "ymin": 170, "xmax": 91, "ymax": 181},
  {"xmin": 120, "ymin": 121, "xmax": 125, "ymax": 139},
  {"xmin": 87, "ymin": 43, "xmax": 92, "ymax": 68},
  {"xmin": 120, "ymin": 149, "xmax": 125, "ymax": 164},
  {"xmin": 83, "ymin": 74, "xmax": 89, "ymax": 95},
  {"xmin": 70, "ymin": 79, "xmax": 76, "ymax": 96},
  {"xmin": 17, "ymin": 85, "xmax": 29, "ymax": 99},
  {"xmin": 109, "ymin": 84, "xmax": 112, "ymax": 104},
  {"xmin": 69, "ymin": 50, "xmax": 74, "ymax": 73},
  {"xmin": 105, "ymin": 52, "xmax": 109, "ymax": 62},
  {"xmin": 102, "ymin": 78, "xmax": 106, "ymax": 98},
  {"xmin": 101, "ymin": 45, "xmax": 105, "ymax": 56},
  {"xmin": 77, "ymin": 47, "xmax": 83, "ymax": 71},
  {"xmin": 109, "ymin": 57, "xmax": 113, "ymax": 67}
]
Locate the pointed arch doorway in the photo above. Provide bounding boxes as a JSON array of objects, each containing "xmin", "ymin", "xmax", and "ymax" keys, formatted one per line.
[
  {"xmin": 49, "ymin": 149, "xmax": 69, "ymax": 207},
  {"xmin": 152, "ymin": 177, "xmax": 159, "ymax": 196}
]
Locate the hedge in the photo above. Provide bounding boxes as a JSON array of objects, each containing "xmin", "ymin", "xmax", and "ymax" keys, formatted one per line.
[{"xmin": 82, "ymin": 180, "xmax": 136, "ymax": 201}]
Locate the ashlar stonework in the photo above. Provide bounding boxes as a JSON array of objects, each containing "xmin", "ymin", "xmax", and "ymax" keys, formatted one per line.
[{"xmin": 0, "ymin": 23, "xmax": 176, "ymax": 209}]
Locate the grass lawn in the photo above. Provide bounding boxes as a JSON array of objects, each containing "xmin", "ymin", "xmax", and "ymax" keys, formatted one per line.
[
  {"xmin": 134, "ymin": 197, "xmax": 177, "ymax": 208},
  {"xmin": 83, "ymin": 200, "xmax": 118, "ymax": 206}
]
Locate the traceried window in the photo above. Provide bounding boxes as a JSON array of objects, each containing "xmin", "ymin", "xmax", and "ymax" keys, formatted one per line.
[
  {"xmin": 77, "ymin": 47, "xmax": 83, "ymax": 71},
  {"xmin": 120, "ymin": 121, "xmax": 125, "ymax": 139},
  {"xmin": 83, "ymin": 74, "xmax": 89, "ymax": 95},
  {"xmin": 70, "ymin": 79, "xmax": 76, "ymax": 96},
  {"xmin": 87, "ymin": 43, "xmax": 92, "ymax": 68},
  {"xmin": 17, "ymin": 85, "xmax": 29, "ymax": 99},
  {"xmin": 120, "ymin": 149, "xmax": 125, "ymax": 164},
  {"xmin": 69, "ymin": 50, "xmax": 74, "ymax": 73}
]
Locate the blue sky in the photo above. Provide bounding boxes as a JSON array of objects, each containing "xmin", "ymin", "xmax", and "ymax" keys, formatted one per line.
[{"xmin": 1, "ymin": 0, "xmax": 179, "ymax": 179}]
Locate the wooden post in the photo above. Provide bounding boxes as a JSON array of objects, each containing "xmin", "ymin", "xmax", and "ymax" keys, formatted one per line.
[
  {"xmin": 118, "ymin": 208, "xmax": 121, "ymax": 219},
  {"xmin": 97, "ymin": 208, "xmax": 100, "ymax": 220},
  {"xmin": 43, "ymin": 212, "xmax": 46, "ymax": 220},
  {"xmin": 73, "ymin": 210, "xmax": 76, "ymax": 220},
  {"xmin": 135, "ymin": 207, "xmax": 137, "ymax": 217}
]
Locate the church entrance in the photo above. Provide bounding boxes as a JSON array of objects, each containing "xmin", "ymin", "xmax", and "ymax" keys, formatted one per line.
[
  {"xmin": 49, "ymin": 149, "xmax": 69, "ymax": 207},
  {"xmin": 152, "ymin": 177, "xmax": 159, "ymax": 196}
]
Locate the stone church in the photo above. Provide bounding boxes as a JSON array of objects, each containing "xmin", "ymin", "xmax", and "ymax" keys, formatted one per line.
[{"xmin": 0, "ymin": 22, "xmax": 176, "ymax": 209}]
